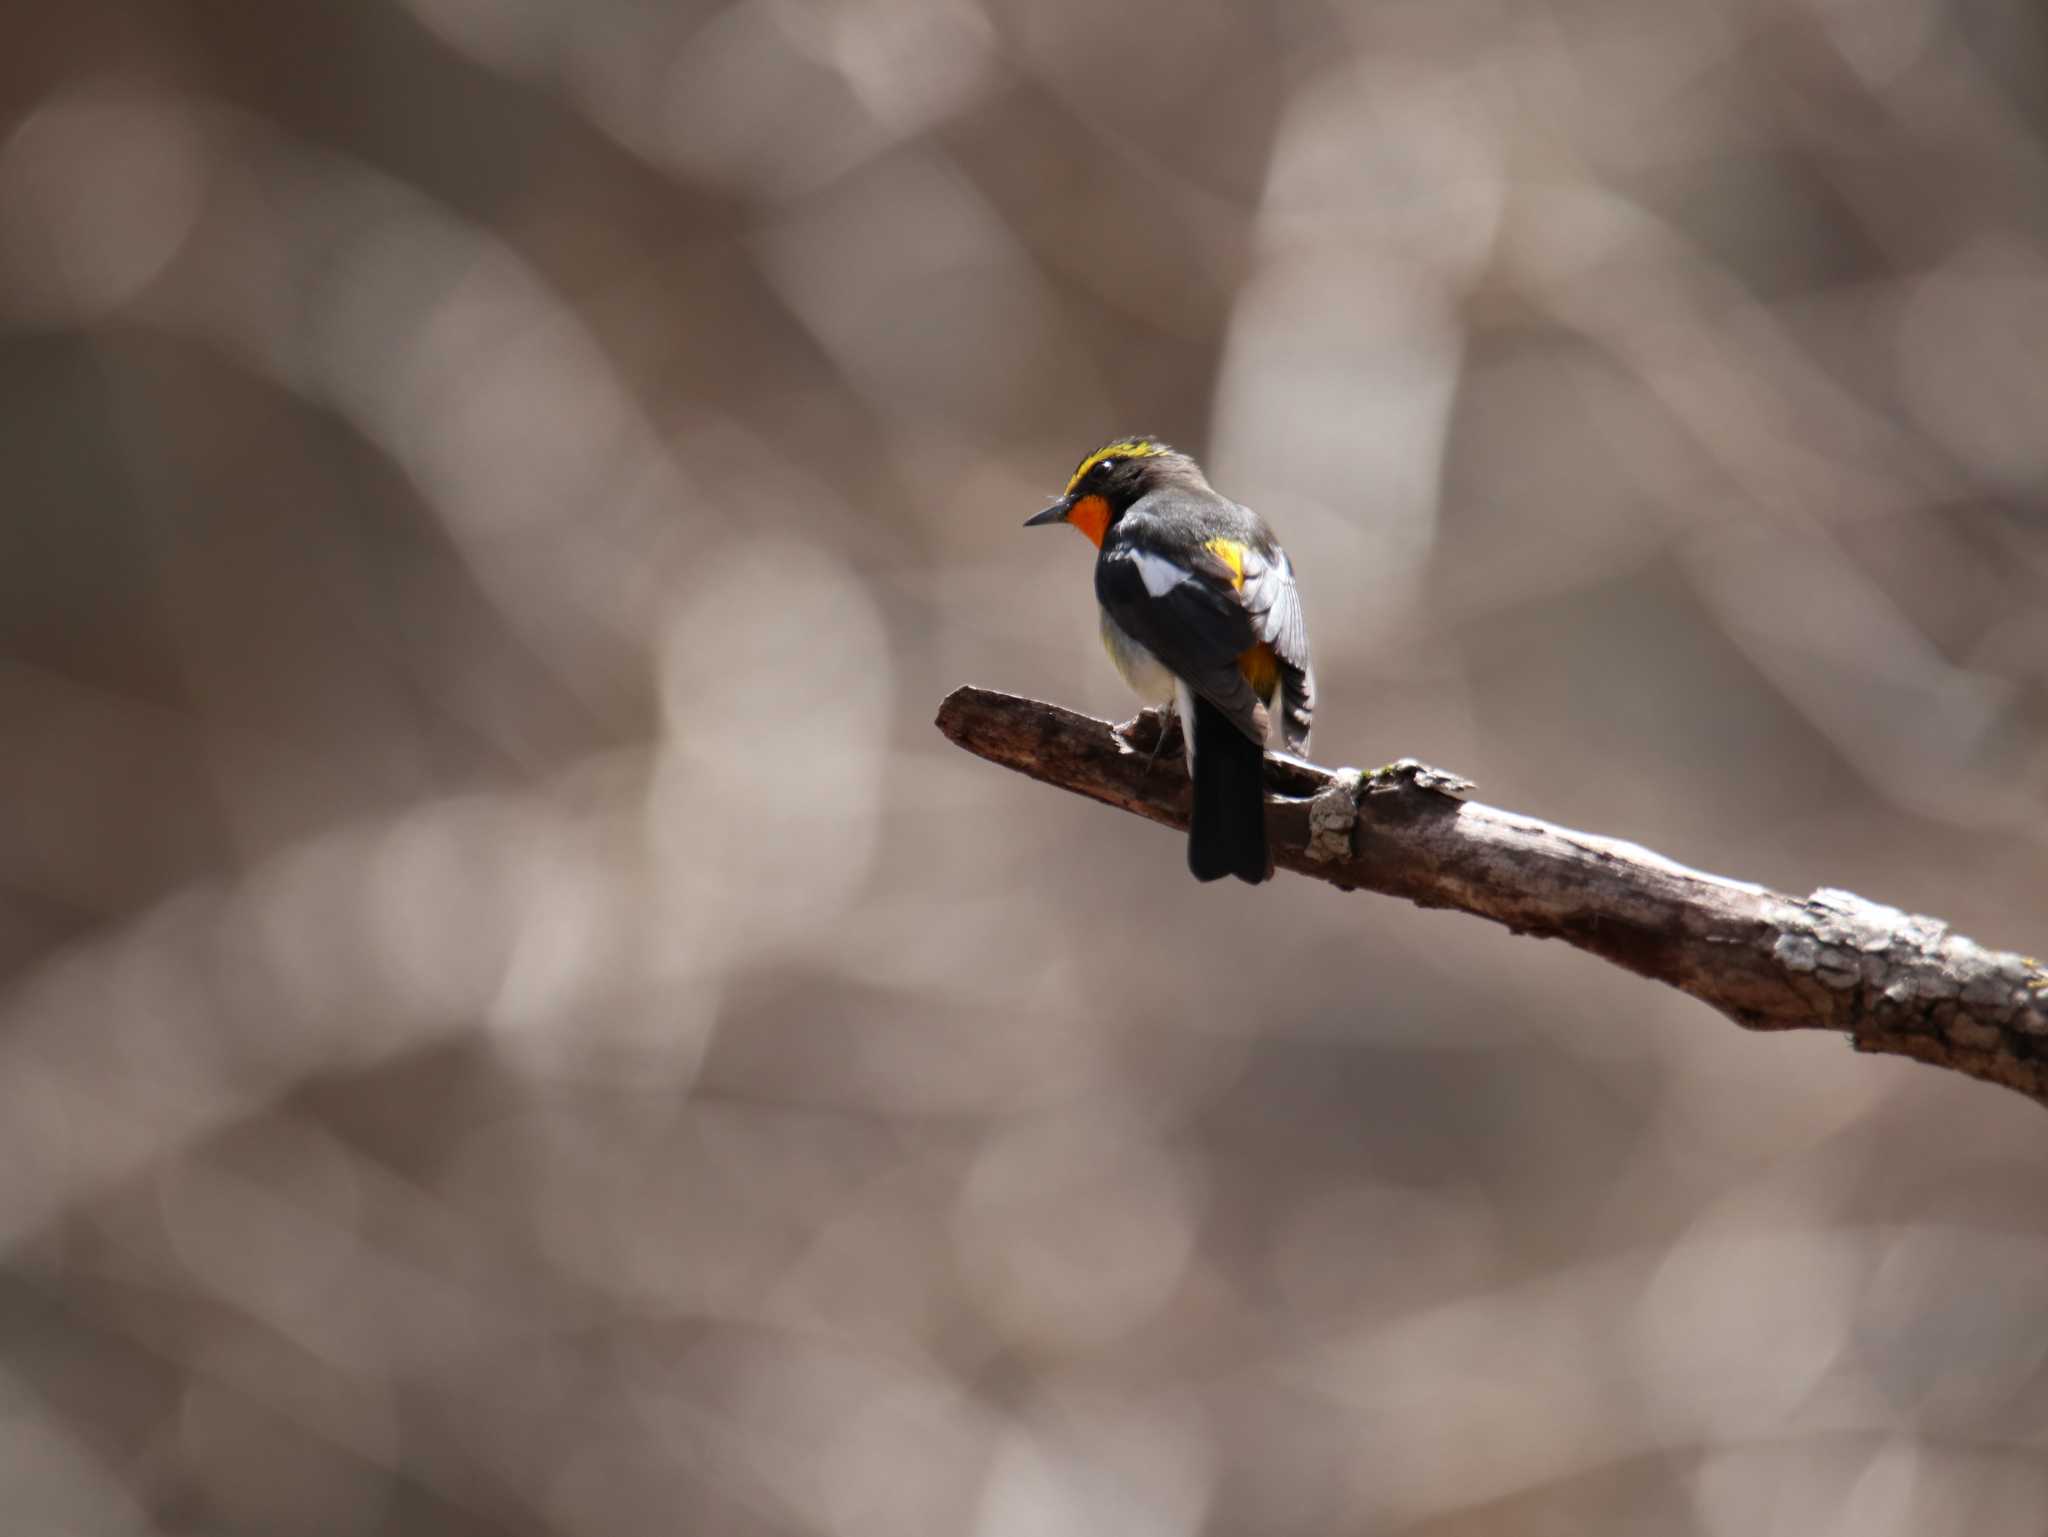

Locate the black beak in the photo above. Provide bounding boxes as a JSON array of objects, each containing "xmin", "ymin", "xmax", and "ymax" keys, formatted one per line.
[{"xmin": 1024, "ymin": 495, "xmax": 1072, "ymax": 528}]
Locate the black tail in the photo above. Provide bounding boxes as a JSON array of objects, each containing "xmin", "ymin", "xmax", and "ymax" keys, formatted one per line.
[{"xmin": 1187, "ymin": 695, "xmax": 1271, "ymax": 884}]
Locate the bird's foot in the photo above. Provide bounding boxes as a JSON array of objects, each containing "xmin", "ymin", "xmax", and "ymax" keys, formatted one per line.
[{"xmin": 1112, "ymin": 706, "xmax": 1183, "ymax": 773}]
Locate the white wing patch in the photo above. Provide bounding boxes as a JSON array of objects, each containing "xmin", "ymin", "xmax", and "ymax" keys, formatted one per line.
[{"xmin": 1133, "ymin": 549, "xmax": 1187, "ymax": 598}]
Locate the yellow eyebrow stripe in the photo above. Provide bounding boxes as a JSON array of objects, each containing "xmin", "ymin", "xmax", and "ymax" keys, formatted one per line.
[
  {"xmin": 1063, "ymin": 439, "xmax": 1170, "ymax": 496},
  {"xmin": 1204, "ymin": 538, "xmax": 1248, "ymax": 589}
]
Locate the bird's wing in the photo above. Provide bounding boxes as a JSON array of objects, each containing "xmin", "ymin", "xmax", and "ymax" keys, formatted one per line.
[
  {"xmin": 1096, "ymin": 505, "xmax": 1283, "ymax": 744},
  {"xmin": 1238, "ymin": 540, "xmax": 1313, "ymax": 752}
]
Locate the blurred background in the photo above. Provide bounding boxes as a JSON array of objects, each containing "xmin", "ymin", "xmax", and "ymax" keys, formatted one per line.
[{"xmin": 4, "ymin": 0, "xmax": 2048, "ymax": 1531}]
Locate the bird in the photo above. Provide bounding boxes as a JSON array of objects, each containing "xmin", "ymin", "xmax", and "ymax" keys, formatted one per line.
[{"xmin": 1025, "ymin": 437, "xmax": 1313, "ymax": 884}]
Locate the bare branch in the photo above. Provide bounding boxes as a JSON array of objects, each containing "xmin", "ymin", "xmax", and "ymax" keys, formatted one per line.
[{"xmin": 936, "ymin": 686, "xmax": 2048, "ymax": 1109}]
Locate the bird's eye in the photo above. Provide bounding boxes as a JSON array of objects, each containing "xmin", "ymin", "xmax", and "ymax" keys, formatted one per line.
[{"xmin": 1098, "ymin": 458, "xmax": 1119, "ymax": 475}]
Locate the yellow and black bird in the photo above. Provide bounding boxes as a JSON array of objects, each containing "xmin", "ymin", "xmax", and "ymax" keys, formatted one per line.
[{"xmin": 1026, "ymin": 437, "xmax": 1313, "ymax": 884}]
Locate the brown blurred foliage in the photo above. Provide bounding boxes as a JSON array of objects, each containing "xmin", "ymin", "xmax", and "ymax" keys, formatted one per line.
[{"xmin": 3, "ymin": 0, "xmax": 2048, "ymax": 1532}]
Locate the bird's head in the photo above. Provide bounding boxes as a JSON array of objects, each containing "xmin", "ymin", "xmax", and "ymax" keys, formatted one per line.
[{"xmin": 1024, "ymin": 436, "xmax": 1203, "ymax": 546}]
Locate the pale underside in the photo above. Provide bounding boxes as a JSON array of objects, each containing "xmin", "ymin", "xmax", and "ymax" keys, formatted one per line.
[{"xmin": 1100, "ymin": 610, "xmax": 1274, "ymax": 767}]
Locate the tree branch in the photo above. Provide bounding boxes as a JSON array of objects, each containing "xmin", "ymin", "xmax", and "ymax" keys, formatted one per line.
[{"xmin": 936, "ymin": 685, "xmax": 2048, "ymax": 1109}]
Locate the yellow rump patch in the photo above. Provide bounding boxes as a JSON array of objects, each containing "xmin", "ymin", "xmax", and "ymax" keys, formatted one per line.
[
  {"xmin": 1204, "ymin": 538, "xmax": 1249, "ymax": 589},
  {"xmin": 1064, "ymin": 438, "xmax": 1171, "ymax": 496},
  {"xmin": 1238, "ymin": 641, "xmax": 1280, "ymax": 698}
]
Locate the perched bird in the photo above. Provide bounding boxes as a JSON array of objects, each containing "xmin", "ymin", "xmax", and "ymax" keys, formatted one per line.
[{"xmin": 1026, "ymin": 437, "xmax": 1313, "ymax": 884}]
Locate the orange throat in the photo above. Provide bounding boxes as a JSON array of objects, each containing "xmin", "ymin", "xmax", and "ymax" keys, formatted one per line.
[{"xmin": 1067, "ymin": 494, "xmax": 1111, "ymax": 548}]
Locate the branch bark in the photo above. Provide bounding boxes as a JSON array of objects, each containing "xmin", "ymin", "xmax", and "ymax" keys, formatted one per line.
[{"xmin": 936, "ymin": 685, "xmax": 2048, "ymax": 1109}]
